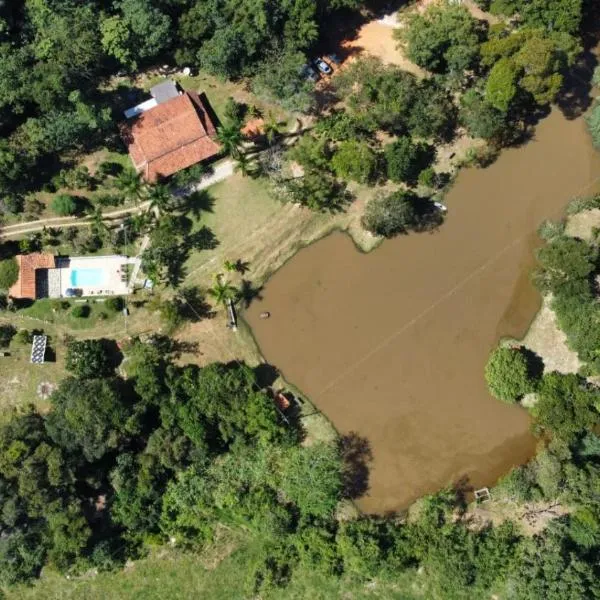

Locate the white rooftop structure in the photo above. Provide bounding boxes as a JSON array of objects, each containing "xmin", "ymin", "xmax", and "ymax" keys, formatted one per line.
[
  {"xmin": 123, "ymin": 80, "xmax": 182, "ymax": 119},
  {"xmin": 124, "ymin": 98, "xmax": 158, "ymax": 119}
]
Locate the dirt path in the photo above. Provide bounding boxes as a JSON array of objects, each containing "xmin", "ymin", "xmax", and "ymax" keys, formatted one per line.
[{"xmin": 0, "ymin": 160, "xmax": 235, "ymax": 241}]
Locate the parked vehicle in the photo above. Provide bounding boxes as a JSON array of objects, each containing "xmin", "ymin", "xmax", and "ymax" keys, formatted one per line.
[
  {"xmin": 301, "ymin": 64, "xmax": 319, "ymax": 82},
  {"xmin": 433, "ymin": 201, "xmax": 448, "ymax": 213},
  {"xmin": 314, "ymin": 58, "xmax": 332, "ymax": 75}
]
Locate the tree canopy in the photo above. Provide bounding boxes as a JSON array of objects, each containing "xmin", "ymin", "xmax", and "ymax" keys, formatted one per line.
[
  {"xmin": 397, "ymin": 4, "xmax": 482, "ymax": 74},
  {"xmin": 485, "ymin": 346, "xmax": 537, "ymax": 402},
  {"xmin": 0, "ymin": 258, "xmax": 19, "ymax": 291}
]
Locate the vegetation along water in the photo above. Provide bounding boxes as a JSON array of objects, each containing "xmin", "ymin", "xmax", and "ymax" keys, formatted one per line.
[{"xmin": 247, "ymin": 109, "xmax": 600, "ymax": 512}]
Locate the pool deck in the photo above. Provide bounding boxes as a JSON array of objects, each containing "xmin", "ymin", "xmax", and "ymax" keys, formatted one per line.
[{"xmin": 56, "ymin": 255, "xmax": 134, "ymax": 298}]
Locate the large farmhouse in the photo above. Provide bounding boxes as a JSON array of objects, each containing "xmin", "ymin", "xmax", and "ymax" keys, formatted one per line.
[{"xmin": 120, "ymin": 80, "xmax": 221, "ymax": 182}]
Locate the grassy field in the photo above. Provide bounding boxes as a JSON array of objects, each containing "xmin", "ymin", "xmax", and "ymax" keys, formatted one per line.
[{"xmin": 6, "ymin": 541, "xmax": 422, "ymax": 600}]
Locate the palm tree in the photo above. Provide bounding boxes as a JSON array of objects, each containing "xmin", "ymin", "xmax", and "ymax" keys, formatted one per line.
[
  {"xmin": 223, "ymin": 260, "xmax": 237, "ymax": 272},
  {"xmin": 208, "ymin": 275, "xmax": 239, "ymax": 308},
  {"xmin": 216, "ymin": 123, "xmax": 243, "ymax": 159},
  {"xmin": 147, "ymin": 184, "xmax": 172, "ymax": 215},
  {"xmin": 115, "ymin": 167, "xmax": 145, "ymax": 204},
  {"xmin": 234, "ymin": 153, "xmax": 252, "ymax": 177},
  {"xmin": 263, "ymin": 113, "xmax": 282, "ymax": 146},
  {"xmin": 90, "ymin": 208, "xmax": 109, "ymax": 241},
  {"xmin": 124, "ymin": 213, "xmax": 150, "ymax": 236}
]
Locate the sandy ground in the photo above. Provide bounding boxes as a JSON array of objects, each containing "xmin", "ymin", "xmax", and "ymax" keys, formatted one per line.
[
  {"xmin": 521, "ymin": 296, "xmax": 581, "ymax": 375},
  {"xmin": 342, "ymin": 19, "xmax": 425, "ymax": 76},
  {"xmin": 565, "ymin": 207, "xmax": 600, "ymax": 240},
  {"xmin": 468, "ymin": 499, "xmax": 570, "ymax": 535}
]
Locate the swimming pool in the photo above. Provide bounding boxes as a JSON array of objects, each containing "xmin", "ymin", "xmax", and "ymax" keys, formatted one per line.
[{"xmin": 70, "ymin": 268, "xmax": 105, "ymax": 287}]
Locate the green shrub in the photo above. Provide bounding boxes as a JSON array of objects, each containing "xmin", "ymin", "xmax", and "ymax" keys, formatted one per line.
[
  {"xmin": 532, "ymin": 373, "xmax": 600, "ymax": 441},
  {"xmin": 331, "ymin": 140, "xmax": 379, "ymax": 184},
  {"xmin": 0, "ymin": 325, "xmax": 16, "ymax": 348},
  {"xmin": 566, "ymin": 195, "xmax": 600, "ymax": 216},
  {"xmin": 485, "ymin": 345, "xmax": 536, "ymax": 403},
  {"xmin": 71, "ymin": 305, "xmax": 90, "ymax": 319},
  {"xmin": 105, "ymin": 296, "xmax": 124, "ymax": 312},
  {"xmin": 51, "ymin": 194, "xmax": 78, "ymax": 216},
  {"xmin": 532, "ymin": 236, "xmax": 597, "ymax": 296},
  {"xmin": 586, "ymin": 102, "xmax": 600, "ymax": 149},
  {"xmin": 384, "ymin": 137, "xmax": 433, "ymax": 184},
  {"xmin": 0, "ymin": 258, "xmax": 19, "ymax": 291},
  {"xmin": 361, "ymin": 191, "xmax": 419, "ymax": 238},
  {"xmin": 418, "ymin": 167, "xmax": 436, "ymax": 188},
  {"xmin": 537, "ymin": 219, "xmax": 565, "ymax": 242},
  {"xmin": 14, "ymin": 329, "xmax": 31, "ymax": 345}
]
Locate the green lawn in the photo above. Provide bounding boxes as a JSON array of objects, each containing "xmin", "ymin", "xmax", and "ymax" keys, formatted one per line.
[
  {"xmin": 182, "ymin": 173, "xmax": 285, "ymax": 287},
  {"xmin": 145, "ymin": 70, "xmax": 290, "ymax": 125},
  {"xmin": 21, "ymin": 298, "xmax": 124, "ymax": 332},
  {"xmin": 0, "ymin": 292, "xmax": 161, "ymax": 410}
]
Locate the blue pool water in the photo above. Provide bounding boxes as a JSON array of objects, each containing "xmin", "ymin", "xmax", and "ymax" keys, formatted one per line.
[{"xmin": 70, "ymin": 268, "xmax": 105, "ymax": 287}]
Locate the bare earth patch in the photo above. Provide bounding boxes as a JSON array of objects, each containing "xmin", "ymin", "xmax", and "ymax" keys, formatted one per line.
[
  {"xmin": 565, "ymin": 207, "xmax": 600, "ymax": 241},
  {"xmin": 521, "ymin": 296, "xmax": 581, "ymax": 375},
  {"xmin": 468, "ymin": 499, "xmax": 570, "ymax": 536},
  {"xmin": 342, "ymin": 20, "xmax": 425, "ymax": 77}
]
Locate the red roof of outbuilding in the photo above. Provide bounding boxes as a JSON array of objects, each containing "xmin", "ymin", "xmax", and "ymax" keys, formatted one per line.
[
  {"xmin": 9, "ymin": 253, "xmax": 55, "ymax": 300},
  {"xmin": 120, "ymin": 91, "xmax": 220, "ymax": 182}
]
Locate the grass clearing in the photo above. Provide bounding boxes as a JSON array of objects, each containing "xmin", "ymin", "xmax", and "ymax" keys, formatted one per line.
[
  {"xmin": 143, "ymin": 70, "xmax": 290, "ymax": 127},
  {"xmin": 0, "ymin": 293, "xmax": 160, "ymax": 409},
  {"xmin": 6, "ymin": 541, "xmax": 422, "ymax": 600},
  {"xmin": 0, "ymin": 333, "xmax": 66, "ymax": 413}
]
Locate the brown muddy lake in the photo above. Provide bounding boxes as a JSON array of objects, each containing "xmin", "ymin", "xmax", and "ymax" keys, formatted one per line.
[{"xmin": 246, "ymin": 109, "xmax": 600, "ymax": 513}]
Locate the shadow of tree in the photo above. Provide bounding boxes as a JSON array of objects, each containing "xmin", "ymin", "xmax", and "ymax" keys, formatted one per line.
[
  {"xmin": 452, "ymin": 475, "xmax": 474, "ymax": 512},
  {"xmin": 414, "ymin": 198, "xmax": 446, "ymax": 233},
  {"xmin": 339, "ymin": 431, "xmax": 373, "ymax": 500},
  {"xmin": 187, "ymin": 225, "xmax": 219, "ymax": 252},
  {"xmin": 522, "ymin": 346, "xmax": 545, "ymax": 381},
  {"xmin": 184, "ymin": 189, "xmax": 215, "ymax": 218},
  {"xmin": 178, "ymin": 286, "xmax": 214, "ymax": 322},
  {"xmin": 254, "ymin": 363, "xmax": 280, "ymax": 388},
  {"xmin": 239, "ymin": 279, "xmax": 263, "ymax": 309},
  {"xmin": 171, "ymin": 340, "xmax": 200, "ymax": 356}
]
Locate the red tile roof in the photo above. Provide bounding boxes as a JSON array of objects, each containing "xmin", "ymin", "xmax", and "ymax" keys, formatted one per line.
[
  {"xmin": 9, "ymin": 253, "xmax": 55, "ymax": 300},
  {"xmin": 120, "ymin": 91, "xmax": 221, "ymax": 182}
]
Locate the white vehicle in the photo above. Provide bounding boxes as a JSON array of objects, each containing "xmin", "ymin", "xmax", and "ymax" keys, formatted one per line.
[
  {"xmin": 314, "ymin": 58, "xmax": 332, "ymax": 75},
  {"xmin": 433, "ymin": 201, "xmax": 448, "ymax": 213}
]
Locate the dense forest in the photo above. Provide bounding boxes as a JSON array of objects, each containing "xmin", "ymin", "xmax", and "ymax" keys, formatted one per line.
[{"xmin": 0, "ymin": 0, "xmax": 363, "ymax": 207}]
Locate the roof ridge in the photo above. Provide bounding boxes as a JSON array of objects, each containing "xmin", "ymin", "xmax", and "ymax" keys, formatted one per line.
[{"xmin": 148, "ymin": 133, "xmax": 218, "ymax": 164}]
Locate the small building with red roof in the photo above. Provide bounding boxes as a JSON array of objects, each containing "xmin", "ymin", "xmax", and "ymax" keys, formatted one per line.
[
  {"xmin": 9, "ymin": 253, "xmax": 56, "ymax": 300},
  {"xmin": 120, "ymin": 81, "xmax": 221, "ymax": 182}
]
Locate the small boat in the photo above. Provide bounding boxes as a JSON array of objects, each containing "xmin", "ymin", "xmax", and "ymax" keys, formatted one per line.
[{"xmin": 260, "ymin": 311, "xmax": 271, "ymax": 319}]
